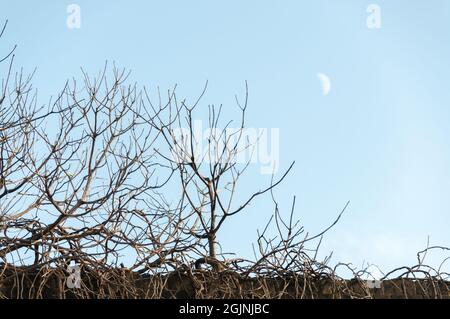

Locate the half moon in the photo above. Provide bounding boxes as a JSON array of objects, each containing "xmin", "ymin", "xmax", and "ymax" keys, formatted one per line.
[{"xmin": 317, "ymin": 73, "xmax": 331, "ymax": 96}]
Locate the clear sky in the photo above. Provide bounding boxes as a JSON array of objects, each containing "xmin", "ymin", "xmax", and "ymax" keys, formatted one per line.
[{"xmin": 2, "ymin": 0, "xmax": 450, "ymax": 274}]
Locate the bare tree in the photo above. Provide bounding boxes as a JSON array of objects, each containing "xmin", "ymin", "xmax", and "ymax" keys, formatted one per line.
[
  {"xmin": 138, "ymin": 83, "xmax": 295, "ymax": 270},
  {"xmin": 0, "ymin": 62, "xmax": 197, "ymax": 273}
]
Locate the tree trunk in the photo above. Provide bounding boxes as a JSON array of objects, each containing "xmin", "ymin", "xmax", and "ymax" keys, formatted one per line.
[{"xmin": 208, "ymin": 233, "xmax": 216, "ymax": 258}]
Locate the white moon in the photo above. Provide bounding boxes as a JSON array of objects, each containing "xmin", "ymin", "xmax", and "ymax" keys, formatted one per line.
[{"xmin": 317, "ymin": 73, "xmax": 331, "ymax": 96}]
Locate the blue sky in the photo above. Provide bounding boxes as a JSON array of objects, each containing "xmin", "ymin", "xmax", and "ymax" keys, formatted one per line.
[{"xmin": 2, "ymin": 0, "xmax": 450, "ymax": 274}]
